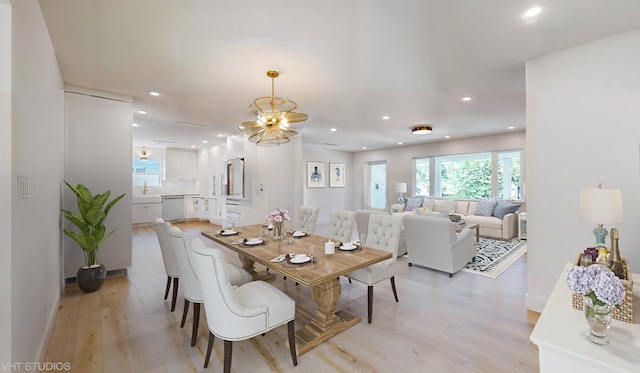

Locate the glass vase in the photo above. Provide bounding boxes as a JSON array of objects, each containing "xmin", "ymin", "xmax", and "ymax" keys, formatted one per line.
[
  {"xmin": 584, "ymin": 295, "xmax": 613, "ymax": 345},
  {"xmin": 272, "ymin": 221, "xmax": 284, "ymax": 240}
]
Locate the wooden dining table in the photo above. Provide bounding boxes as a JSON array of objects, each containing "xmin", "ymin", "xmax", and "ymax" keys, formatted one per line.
[{"xmin": 201, "ymin": 224, "xmax": 392, "ymax": 356}]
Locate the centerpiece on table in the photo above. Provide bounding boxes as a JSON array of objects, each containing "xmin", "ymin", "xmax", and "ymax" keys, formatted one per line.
[
  {"xmin": 266, "ymin": 208, "xmax": 290, "ymax": 239},
  {"xmin": 566, "ymin": 264, "xmax": 626, "ymax": 345}
]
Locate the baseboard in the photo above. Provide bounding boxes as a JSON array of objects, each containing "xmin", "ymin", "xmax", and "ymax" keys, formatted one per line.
[{"xmin": 36, "ymin": 292, "xmax": 60, "ymax": 366}]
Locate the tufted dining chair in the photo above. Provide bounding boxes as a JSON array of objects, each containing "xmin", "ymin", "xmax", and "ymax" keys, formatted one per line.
[
  {"xmin": 296, "ymin": 206, "xmax": 320, "ymax": 233},
  {"xmin": 326, "ymin": 209, "xmax": 356, "ymax": 243},
  {"xmin": 168, "ymin": 227, "xmax": 252, "ymax": 348},
  {"xmin": 346, "ymin": 214, "xmax": 403, "ymax": 323},
  {"xmin": 355, "ymin": 210, "xmax": 391, "ymax": 243},
  {"xmin": 154, "ymin": 218, "xmax": 180, "ymax": 312},
  {"xmin": 189, "ymin": 244, "xmax": 297, "ymax": 372}
]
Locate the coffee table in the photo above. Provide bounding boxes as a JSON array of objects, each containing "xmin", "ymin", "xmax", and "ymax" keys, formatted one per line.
[{"xmin": 455, "ymin": 223, "xmax": 480, "ymax": 242}]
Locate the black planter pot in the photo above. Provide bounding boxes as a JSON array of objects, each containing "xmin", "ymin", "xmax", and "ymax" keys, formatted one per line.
[{"xmin": 77, "ymin": 264, "xmax": 106, "ymax": 293}]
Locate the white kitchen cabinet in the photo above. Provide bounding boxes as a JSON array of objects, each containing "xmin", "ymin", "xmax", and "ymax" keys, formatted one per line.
[
  {"xmin": 132, "ymin": 203, "xmax": 162, "ymax": 224},
  {"xmin": 165, "ymin": 148, "xmax": 198, "ymax": 180},
  {"xmin": 185, "ymin": 196, "xmax": 199, "ymax": 219}
]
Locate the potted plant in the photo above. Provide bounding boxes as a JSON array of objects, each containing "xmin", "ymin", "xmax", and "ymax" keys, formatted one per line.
[{"xmin": 62, "ymin": 180, "xmax": 125, "ymax": 293}]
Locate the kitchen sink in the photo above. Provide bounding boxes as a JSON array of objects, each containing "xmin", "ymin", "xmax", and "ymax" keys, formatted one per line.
[{"xmin": 132, "ymin": 194, "xmax": 162, "ymax": 204}]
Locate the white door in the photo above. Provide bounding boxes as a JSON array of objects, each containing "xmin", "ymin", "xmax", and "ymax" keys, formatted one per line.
[{"xmin": 365, "ymin": 161, "xmax": 387, "ymax": 210}]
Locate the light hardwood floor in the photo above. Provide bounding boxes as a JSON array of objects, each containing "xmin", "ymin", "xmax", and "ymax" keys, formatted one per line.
[{"xmin": 42, "ymin": 221, "xmax": 540, "ymax": 373}]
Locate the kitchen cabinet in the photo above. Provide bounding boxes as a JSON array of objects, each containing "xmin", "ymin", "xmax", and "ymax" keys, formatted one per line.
[
  {"xmin": 165, "ymin": 148, "xmax": 198, "ymax": 180},
  {"xmin": 185, "ymin": 195, "xmax": 199, "ymax": 220},
  {"xmin": 132, "ymin": 203, "xmax": 162, "ymax": 224}
]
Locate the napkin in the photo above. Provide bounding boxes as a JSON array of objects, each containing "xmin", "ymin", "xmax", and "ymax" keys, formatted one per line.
[{"xmin": 270, "ymin": 254, "xmax": 286, "ymax": 262}]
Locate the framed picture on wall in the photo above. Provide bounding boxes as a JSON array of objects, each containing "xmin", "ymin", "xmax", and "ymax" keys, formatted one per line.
[
  {"xmin": 307, "ymin": 161, "xmax": 325, "ymax": 188},
  {"xmin": 329, "ymin": 163, "xmax": 346, "ymax": 187}
]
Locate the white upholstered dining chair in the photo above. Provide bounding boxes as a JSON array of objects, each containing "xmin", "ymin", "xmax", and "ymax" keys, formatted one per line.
[
  {"xmin": 154, "ymin": 218, "xmax": 180, "ymax": 312},
  {"xmin": 296, "ymin": 206, "xmax": 320, "ymax": 233},
  {"xmin": 346, "ymin": 214, "xmax": 403, "ymax": 323},
  {"xmin": 355, "ymin": 209, "xmax": 391, "ymax": 242},
  {"xmin": 189, "ymin": 244, "xmax": 297, "ymax": 372},
  {"xmin": 168, "ymin": 227, "xmax": 252, "ymax": 348},
  {"xmin": 326, "ymin": 209, "xmax": 356, "ymax": 243}
]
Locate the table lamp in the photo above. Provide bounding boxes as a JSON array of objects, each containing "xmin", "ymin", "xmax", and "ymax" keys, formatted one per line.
[
  {"xmin": 579, "ymin": 183, "xmax": 625, "ymax": 277},
  {"xmin": 395, "ymin": 182, "xmax": 407, "ymax": 204}
]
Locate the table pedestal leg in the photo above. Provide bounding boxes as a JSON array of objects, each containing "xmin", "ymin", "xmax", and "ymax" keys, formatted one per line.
[{"xmin": 238, "ymin": 254, "xmax": 274, "ymax": 281}]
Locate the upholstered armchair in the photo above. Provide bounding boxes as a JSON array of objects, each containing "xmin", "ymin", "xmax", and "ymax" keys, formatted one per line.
[
  {"xmin": 189, "ymin": 244, "xmax": 297, "ymax": 371},
  {"xmin": 403, "ymin": 215, "xmax": 476, "ymax": 277},
  {"xmin": 346, "ymin": 214, "xmax": 403, "ymax": 323},
  {"xmin": 326, "ymin": 209, "xmax": 356, "ymax": 242},
  {"xmin": 154, "ymin": 218, "xmax": 180, "ymax": 312},
  {"xmin": 296, "ymin": 206, "xmax": 320, "ymax": 233}
]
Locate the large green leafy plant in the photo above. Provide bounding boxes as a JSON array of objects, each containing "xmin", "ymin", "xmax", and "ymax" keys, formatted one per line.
[{"xmin": 62, "ymin": 180, "xmax": 125, "ymax": 267}]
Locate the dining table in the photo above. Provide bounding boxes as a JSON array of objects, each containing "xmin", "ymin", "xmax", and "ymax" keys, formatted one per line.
[{"xmin": 201, "ymin": 224, "xmax": 392, "ymax": 356}]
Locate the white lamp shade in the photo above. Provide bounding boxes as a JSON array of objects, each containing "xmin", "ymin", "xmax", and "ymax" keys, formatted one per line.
[
  {"xmin": 579, "ymin": 187, "xmax": 624, "ymax": 225},
  {"xmin": 395, "ymin": 182, "xmax": 407, "ymax": 194}
]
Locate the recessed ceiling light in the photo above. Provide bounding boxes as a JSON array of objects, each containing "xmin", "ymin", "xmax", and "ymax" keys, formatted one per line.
[
  {"xmin": 461, "ymin": 96, "xmax": 472, "ymax": 102},
  {"xmin": 362, "ymin": 146, "xmax": 367, "ymax": 150},
  {"xmin": 202, "ymin": 140, "xmax": 208, "ymax": 144},
  {"xmin": 330, "ymin": 128, "xmax": 337, "ymax": 132},
  {"xmin": 508, "ymin": 126, "xmax": 515, "ymax": 130},
  {"xmin": 137, "ymin": 110, "xmax": 147, "ymax": 114},
  {"xmin": 149, "ymin": 91, "xmax": 160, "ymax": 96},
  {"xmin": 217, "ymin": 134, "xmax": 224, "ymax": 137},
  {"xmin": 191, "ymin": 145, "xmax": 196, "ymax": 148},
  {"xmin": 382, "ymin": 116, "xmax": 390, "ymax": 120},
  {"xmin": 445, "ymin": 135, "xmax": 451, "ymax": 139},
  {"xmin": 132, "ymin": 123, "xmax": 139, "ymax": 127},
  {"xmin": 398, "ymin": 142, "xmax": 403, "ymax": 145},
  {"xmin": 524, "ymin": 6, "xmax": 542, "ymax": 18},
  {"xmin": 412, "ymin": 126, "xmax": 433, "ymax": 135}
]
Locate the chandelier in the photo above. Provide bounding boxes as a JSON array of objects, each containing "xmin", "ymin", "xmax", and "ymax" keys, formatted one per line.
[{"xmin": 238, "ymin": 70, "xmax": 309, "ymax": 146}]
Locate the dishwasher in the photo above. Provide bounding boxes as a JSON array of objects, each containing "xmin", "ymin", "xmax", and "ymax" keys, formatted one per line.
[{"xmin": 162, "ymin": 195, "xmax": 185, "ymax": 221}]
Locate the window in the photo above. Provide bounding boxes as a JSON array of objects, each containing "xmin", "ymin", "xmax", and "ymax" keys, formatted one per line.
[
  {"xmin": 414, "ymin": 149, "xmax": 523, "ymax": 200},
  {"xmin": 414, "ymin": 158, "xmax": 430, "ymax": 196},
  {"xmin": 132, "ymin": 158, "xmax": 161, "ymax": 187},
  {"xmin": 365, "ymin": 161, "xmax": 387, "ymax": 209}
]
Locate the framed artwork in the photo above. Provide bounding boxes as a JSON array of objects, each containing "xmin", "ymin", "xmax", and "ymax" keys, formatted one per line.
[
  {"xmin": 307, "ymin": 161, "xmax": 325, "ymax": 188},
  {"xmin": 329, "ymin": 163, "xmax": 346, "ymax": 187}
]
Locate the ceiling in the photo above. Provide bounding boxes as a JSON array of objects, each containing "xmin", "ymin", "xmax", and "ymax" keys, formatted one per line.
[{"xmin": 38, "ymin": 0, "xmax": 640, "ymax": 152}]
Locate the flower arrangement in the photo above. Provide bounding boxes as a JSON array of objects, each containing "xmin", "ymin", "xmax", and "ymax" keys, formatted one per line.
[
  {"xmin": 265, "ymin": 208, "xmax": 290, "ymax": 223},
  {"xmin": 566, "ymin": 264, "xmax": 626, "ymax": 308}
]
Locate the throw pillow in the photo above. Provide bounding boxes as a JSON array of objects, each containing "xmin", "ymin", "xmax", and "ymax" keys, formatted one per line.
[
  {"xmin": 421, "ymin": 198, "xmax": 435, "ymax": 211},
  {"xmin": 405, "ymin": 197, "xmax": 423, "ymax": 211},
  {"xmin": 475, "ymin": 199, "xmax": 497, "ymax": 216},
  {"xmin": 493, "ymin": 200, "xmax": 521, "ymax": 219}
]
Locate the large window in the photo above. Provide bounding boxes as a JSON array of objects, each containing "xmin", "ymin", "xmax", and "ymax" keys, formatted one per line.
[{"xmin": 414, "ymin": 150, "xmax": 522, "ymax": 200}]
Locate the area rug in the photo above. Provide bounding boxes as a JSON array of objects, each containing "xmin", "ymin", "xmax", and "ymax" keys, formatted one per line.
[{"xmin": 462, "ymin": 237, "xmax": 527, "ymax": 278}]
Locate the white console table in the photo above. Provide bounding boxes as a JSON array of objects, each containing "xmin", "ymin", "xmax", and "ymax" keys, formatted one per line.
[{"xmin": 530, "ymin": 263, "xmax": 639, "ymax": 372}]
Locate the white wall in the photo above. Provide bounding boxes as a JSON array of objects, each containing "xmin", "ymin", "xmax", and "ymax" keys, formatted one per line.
[
  {"xmin": 0, "ymin": 0, "xmax": 11, "ymax": 365},
  {"xmin": 302, "ymin": 143, "xmax": 354, "ymax": 225},
  {"xmin": 64, "ymin": 90, "xmax": 132, "ymax": 278},
  {"xmin": 10, "ymin": 0, "xmax": 65, "ymax": 369},
  {"xmin": 526, "ymin": 29, "xmax": 640, "ymax": 311},
  {"xmin": 352, "ymin": 131, "xmax": 526, "ymax": 209}
]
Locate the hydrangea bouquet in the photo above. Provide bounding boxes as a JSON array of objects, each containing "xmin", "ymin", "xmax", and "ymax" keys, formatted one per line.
[
  {"xmin": 566, "ymin": 264, "xmax": 626, "ymax": 309},
  {"xmin": 265, "ymin": 208, "xmax": 290, "ymax": 223}
]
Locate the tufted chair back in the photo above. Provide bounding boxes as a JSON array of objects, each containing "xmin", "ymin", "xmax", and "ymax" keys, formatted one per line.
[
  {"xmin": 365, "ymin": 214, "xmax": 403, "ymax": 260},
  {"xmin": 326, "ymin": 209, "xmax": 356, "ymax": 242},
  {"xmin": 355, "ymin": 210, "xmax": 391, "ymax": 242},
  {"xmin": 168, "ymin": 226, "xmax": 202, "ymax": 302},
  {"xmin": 296, "ymin": 206, "xmax": 319, "ymax": 233},
  {"xmin": 154, "ymin": 218, "xmax": 179, "ymax": 277}
]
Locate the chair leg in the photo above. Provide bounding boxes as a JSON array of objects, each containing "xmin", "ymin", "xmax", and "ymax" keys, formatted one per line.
[
  {"xmin": 164, "ymin": 276, "xmax": 171, "ymax": 300},
  {"xmin": 191, "ymin": 303, "xmax": 200, "ymax": 347},
  {"xmin": 348, "ymin": 277, "xmax": 352, "ymax": 284},
  {"xmin": 171, "ymin": 278, "xmax": 179, "ymax": 312},
  {"xmin": 204, "ymin": 332, "xmax": 214, "ymax": 368},
  {"xmin": 224, "ymin": 340, "xmax": 233, "ymax": 373},
  {"xmin": 287, "ymin": 320, "xmax": 298, "ymax": 366},
  {"xmin": 180, "ymin": 299, "xmax": 190, "ymax": 328},
  {"xmin": 367, "ymin": 285, "xmax": 373, "ymax": 323},
  {"xmin": 390, "ymin": 276, "xmax": 399, "ymax": 302},
  {"xmin": 449, "ymin": 272, "xmax": 453, "ymax": 278}
]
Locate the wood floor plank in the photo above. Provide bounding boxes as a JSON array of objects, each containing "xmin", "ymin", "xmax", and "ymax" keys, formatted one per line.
[{"xmin": 41, "ymin": 220, "xmax": 540, "ymax": 372}]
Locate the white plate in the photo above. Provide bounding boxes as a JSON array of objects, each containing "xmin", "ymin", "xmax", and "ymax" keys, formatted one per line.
[
  {"xmin": 339, "ymin": 244, "xmax": 357, "ymax": 251},
  {"xmin": 293, "ymin": 231, "xmax": 307, "ymax": 237},
  {"xmin": 221, "ymin": 230, "xmax": 237, "ymax": 236},
  {"xmin": 244, "ymin": 239, "xmax": 263, "ymax": 246},
  {"xmin": 290, "ymin": 255, "xmax": 311, "ymax": 264}
]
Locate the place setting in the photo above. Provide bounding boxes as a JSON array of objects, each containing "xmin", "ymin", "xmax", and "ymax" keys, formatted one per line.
[
  {"xmin": 239, "ymin": 237, "xmax": 267, "ymax": 247},
  {"xmin": 215, "ymin": 229, "xmax": 240, "ymax": 237},
  {"xmin": 282, "ymin": 253, "xmax": 315, "ymax": 267}
]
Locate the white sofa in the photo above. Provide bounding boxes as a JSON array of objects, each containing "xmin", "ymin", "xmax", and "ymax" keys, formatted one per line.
[{"xmin": 392, "ymin": 198, "xmax": 520, "ymax": 240}]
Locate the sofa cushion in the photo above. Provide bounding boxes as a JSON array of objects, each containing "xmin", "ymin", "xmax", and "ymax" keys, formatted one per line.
[
  {"xmin": 435, "ymin": 199, "xmax": 457, "ymax": 214},
  {"xmin": 465, "ymin": 215, "xmax": 503, "ymax": 230},
  {"xmin": 416, "ymin": 208, "xmax": 448, "ymax": 219},
  {"xmin": 421, "ymin": 198, "xmax": 435, "ymax": 211},
  {"xmin": 467, "ymin": 201, "xmax": 477, "ymax": 215},
  {"xmin": 475, "ymin": 199, "xmax": 497, "ymax": 216},
  {"xmin": 405, "ymin": 197, "xmax": 423, "ymax": 211},
  {"xmin": 493, "ymin": 200, "xmax": 521, "ymax": 219},
  {"xmin": 455, "ymin": 201, "xmax": 470, "ymax": 215}
]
